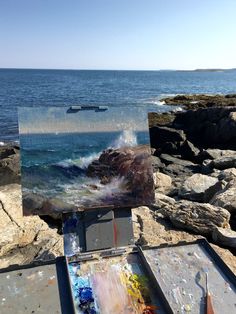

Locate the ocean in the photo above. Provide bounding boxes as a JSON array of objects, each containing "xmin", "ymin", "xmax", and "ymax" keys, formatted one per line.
[{"xmin": 1, "ymin": 68, "xmax": 236, "ymax": 142}]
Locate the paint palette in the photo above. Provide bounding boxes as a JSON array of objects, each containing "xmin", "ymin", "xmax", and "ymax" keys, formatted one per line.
[
  {"xmin": 67, "ymin": 253, "xmax": 166, "ymax": 314},
  {"xmin": 140, "ymin": 240, "xmax": 236, "ymax": 314},
  {"xmin": 0, "ymin": 258, "xmax": 74, "ymax": 314}
]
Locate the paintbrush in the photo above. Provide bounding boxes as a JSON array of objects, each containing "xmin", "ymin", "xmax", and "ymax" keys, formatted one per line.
[{"xmin": 202, "ymin": 267, "xmax": 215, "ymax": 314}]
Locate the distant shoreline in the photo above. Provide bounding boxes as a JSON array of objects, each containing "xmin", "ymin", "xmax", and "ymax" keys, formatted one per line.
[{"xmin": 0, "ymin": 67, "xmax": 236, "ymax": 72}]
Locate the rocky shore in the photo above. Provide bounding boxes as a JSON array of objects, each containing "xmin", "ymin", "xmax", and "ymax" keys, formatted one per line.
[{"xmin": 0, "ymin": 94, "xmax": 236, "ymax": 273}]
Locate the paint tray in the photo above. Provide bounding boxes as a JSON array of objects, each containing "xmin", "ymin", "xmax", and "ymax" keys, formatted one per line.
[
  {"xmin": 65, "ymin": 250, "xmax": 169, "ymax": 314},
  {"xmin": 139, "ymin": 239, "xmax": 236, "ymax": 314},
  {"xmin": 0, "ymin": 258, "xmax": 74, "ymax": 314}
]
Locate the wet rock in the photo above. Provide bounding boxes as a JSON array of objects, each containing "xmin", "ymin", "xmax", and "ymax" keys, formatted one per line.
[
  {"xmin": 0, "ymin": 184, "xmax": 63, "ymax": 268},
  {"xmin": 159, "ymin": 200, "xmax": 230, "ymax": 236},
  {"xmin": 179, "ymin": 174, "xmax": 223, "ymax": 202},
  {"xmin": 161, "ymin": 94, "xmax": 236, "ymax": 110},
  {"xmin": 153, "ymin": 172, "xmax": 172, "ymax": 193}
]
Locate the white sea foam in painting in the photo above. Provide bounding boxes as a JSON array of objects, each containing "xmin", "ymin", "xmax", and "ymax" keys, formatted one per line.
[{"xmin": 111, "ymin": 129, "xmax": 137, "ymax": 148}]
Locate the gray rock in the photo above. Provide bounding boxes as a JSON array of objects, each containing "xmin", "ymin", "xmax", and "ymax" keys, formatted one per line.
[
  {"xmin": 218, "ymin": 168, "xmax": 236, "ymax": 181},
  {"xmin": 200, "ymin": 149, "xmax": 236, "ymax": 160},
  {"xmin": 153, "ymin": 172, "xmax": 172, "ymax": 193},
  {"xmin": 179, "ymin": 173, "xmax": 223, "ymax": 202},
  {"xmin": 210, "ymin": 156, "xmax": 236, "ymax": 170},
  {"xmin": 151, "ymin": 156, "xmax": 165, "ymax": 171},
  {"xmin": 0, "ymin": 184, "xmax": 63, "ymax": 268},
  {"xmin": 152, "ymin": 192, "xmax": 176, "ymax": 209},
  {"xmin": 210, "ymin": 179, "xmax": 236, "ymax": 213},
  {"xmin": 160, "ymin": 200, "xmax": 230, "ymax": 236},
  {"xmin": 160, "ymin": 154, "xmax": 195, "ymax": 167}
]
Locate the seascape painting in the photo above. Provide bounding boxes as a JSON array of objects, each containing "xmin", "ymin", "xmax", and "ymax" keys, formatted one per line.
[{"xmin": 18, "ymin": 106, "xmax": 154, "ymax": 216}]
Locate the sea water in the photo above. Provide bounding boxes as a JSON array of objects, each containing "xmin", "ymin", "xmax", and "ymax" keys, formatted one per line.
[{"xmin": 1, "ymin": 68, "xmax": 236, "ymax": 142}]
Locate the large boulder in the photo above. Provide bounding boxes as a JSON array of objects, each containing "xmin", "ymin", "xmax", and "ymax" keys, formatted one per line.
[
  {"xmin": 0, "ymin": 184, "xmax": 63, "ymax": 268},
  {"xmin": 159, "ymin": 200, "xmax": 230, "ymax": 236},
  {"xmin": 179, "ymin": 174, "xmax": 222, "ymax": 202}
]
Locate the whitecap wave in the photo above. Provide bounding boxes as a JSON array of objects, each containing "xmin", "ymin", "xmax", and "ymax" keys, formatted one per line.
[{"xmin": 55, "ymin": 152, "xmax": 101, "ymax": 170}]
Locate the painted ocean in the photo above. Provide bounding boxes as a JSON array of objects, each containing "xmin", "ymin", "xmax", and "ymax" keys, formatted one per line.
[
  {"xmin": 19, "ymin": 106, "xmax": 154, "ymax": 214},
  {"xmin": 1, "ymin": 68, "xmax": 236, "ymax": 142}
]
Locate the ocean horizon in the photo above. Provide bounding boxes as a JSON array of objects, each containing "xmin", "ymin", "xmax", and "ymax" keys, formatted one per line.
[{"xmin": 1, "ymin": 68, "xmax": 236, "ymax": 142}]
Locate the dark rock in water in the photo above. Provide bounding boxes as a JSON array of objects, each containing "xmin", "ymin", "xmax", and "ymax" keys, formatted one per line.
[
  {"xmin": 161, "ymin": 94, "xmax": 236, "ymax": 110},
  {"xmin": 87, "ymin": 145, "xmax": 155, "ymax": 204}
]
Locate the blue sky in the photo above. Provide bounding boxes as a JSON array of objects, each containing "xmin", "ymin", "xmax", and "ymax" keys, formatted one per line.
[{"xmin": 0, "ymin": 0, "xmax": 236, "ymax": 70}]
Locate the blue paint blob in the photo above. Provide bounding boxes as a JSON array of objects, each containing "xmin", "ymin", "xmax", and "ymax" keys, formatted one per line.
[{"xmin": 79, "ymin": 287, "xmax": 94, "ymax": 304}]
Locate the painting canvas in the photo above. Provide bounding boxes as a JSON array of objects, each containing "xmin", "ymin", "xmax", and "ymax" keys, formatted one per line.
[{"xmin": 18, "ymin": 106, "xmax": 154, "ymax": 216}]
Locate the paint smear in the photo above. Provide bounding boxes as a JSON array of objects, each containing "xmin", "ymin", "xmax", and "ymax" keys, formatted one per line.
[{"xmin": 68, "ymin": 255, "xmax": 160, "ymax": 314}]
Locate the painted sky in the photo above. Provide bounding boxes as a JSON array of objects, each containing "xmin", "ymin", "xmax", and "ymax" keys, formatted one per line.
[
  {"xmin": 18, "ymin": 107, "xmax": 149, "ymax": 134},
  {"xmin": 0, "ymin": 0, "xmax": 236, "ymax": 70}
]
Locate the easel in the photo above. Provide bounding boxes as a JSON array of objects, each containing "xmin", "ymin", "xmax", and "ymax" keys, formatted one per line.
[{"xmin": 62, "ymin": 106, "xmax": 141, "ymax": 256}]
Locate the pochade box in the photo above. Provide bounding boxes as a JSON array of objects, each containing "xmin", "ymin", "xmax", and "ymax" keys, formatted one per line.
[
  {"xmin": 1, "ymin": 239, "xmax": 236, "ymax": 314},
  {"xmin": 2, "ymin": 105, "xmax": 234, "ymax": 314}
]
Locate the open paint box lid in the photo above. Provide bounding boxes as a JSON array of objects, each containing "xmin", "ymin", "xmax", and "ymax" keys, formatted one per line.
[{"xmin": 0, "ymin": 258, "xmax": 74, "ymax": 314}]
